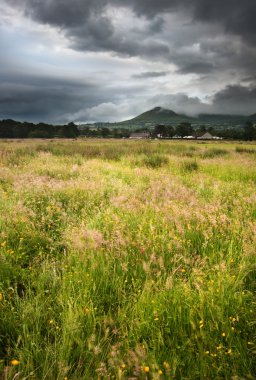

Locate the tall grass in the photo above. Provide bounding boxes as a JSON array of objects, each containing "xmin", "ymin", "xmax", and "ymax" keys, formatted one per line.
[{"xmin": 0, "ymin": 139, "xmax": 255, "ymax": 379}]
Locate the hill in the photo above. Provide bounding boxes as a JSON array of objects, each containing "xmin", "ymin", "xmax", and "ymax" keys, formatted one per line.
[
  {"xmin": 249, "ymin": 113, "xmax": 256, "ymax": 121},
  {"xmin": 124, "ymin": 106, "xmax": 194, "ymax": 126},
  {"xmin": 79, "ymin": 107, "xmax": 256, "ymax": 130},
  {"xmin": 134, "ymin": 106, "xmax": 177, "ymax": 120}
]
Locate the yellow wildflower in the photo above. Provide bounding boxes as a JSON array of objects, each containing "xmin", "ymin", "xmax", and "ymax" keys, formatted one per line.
[
  {"xmin": 144, "ymin": 366, "xmax": 150, "ymax": 373},
  {"xmin": 158, "ymin": 369, "xmax": 163, "ymax": 375},
  {"xmin": 10, "ymin": 359, "xmax": 20, "ymax": 366},
  {"xmin": 0, "ymin": 293, "xmax": 3, "ymax": 301},
  {"xmin": 222, "ymin": 332, "xmax": 226, "ymax": 337}
]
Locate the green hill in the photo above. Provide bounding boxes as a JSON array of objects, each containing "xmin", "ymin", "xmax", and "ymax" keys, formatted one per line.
[
  {"xmin": 134, "ymin": 107, "xmax": 177, "ymax": 120},
  {"xmin": 79, "ymin": 107, "xmax": 256, "ymax": 130},
  {"xmin": 128, "ymin": 106, "xmax": 194, "ymax": 125}
]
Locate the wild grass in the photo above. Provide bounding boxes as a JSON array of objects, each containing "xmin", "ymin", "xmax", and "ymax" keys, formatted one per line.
[
  {"xmin": 200, "ymin": 148, "xmax": 229, "ymax": 159},
  {"xmin": 0, "ymin": 139, "xmax": 255, "ymax": 379},
  {"xmin": 181, "ymin": 159, "xmax": 199, "ymax": 172},
  {"xmin": 235, "ymin": 146, "xmax": 256, "ymax": 155}
]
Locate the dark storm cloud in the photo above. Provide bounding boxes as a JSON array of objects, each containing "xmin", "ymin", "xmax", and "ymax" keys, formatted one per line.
[
  {"xmin": 2, "ymin": 0, "xmax": 256, "ymax": 121},
  {"xmin": 119, "ymin": 0, "xmax": 256, "ymax": 44},
  {"xmin": 211, "ymin": 84, "xmax": 256, "ymax": 114},
  {"xmin": 242, "ymin": 76, "xmax": 256, "ymax": 85},
  {"xmin": 177, "ymin": 61, "xmax": 215, "ymax": 74},
  {"xmin": 69, "ymin": 30, "xmax": 170, "ymax": 60},
  {"xmin": 0, "ymin": 72, "xmax": 108, "ymax": 123},
  {"xmin": 0, "ymin": 58, "xmax": 148, "ymax": 122},
  {"xmin": 10, "ymin": 0, "xmax": 256, "ymax": 44},
  {"xmin": 132, "ymin": 71, "xmax": 168, "ymax": 79},
  {"xmin": 6, "ymin": 0, "xmax": 255, "ymax": 78},
  {"xmin": 151, "ymin": 84, "xmax": 256, "ymax": 116}
]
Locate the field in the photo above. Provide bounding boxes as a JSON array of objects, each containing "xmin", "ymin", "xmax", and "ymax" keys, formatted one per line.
[{"xmin": 0, "ymin": 139, "xmax": 255, "ymax": 380}]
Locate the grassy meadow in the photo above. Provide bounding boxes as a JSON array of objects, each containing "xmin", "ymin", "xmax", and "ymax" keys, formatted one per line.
[{"xmin": 0, "ymin": 139, "xmax": 255, "ymax": 380}]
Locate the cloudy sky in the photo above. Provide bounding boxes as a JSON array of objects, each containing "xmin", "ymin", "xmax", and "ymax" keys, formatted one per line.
[{"xmin": 1, "ymin": 0, "xmax": 256, "ymax": 123}]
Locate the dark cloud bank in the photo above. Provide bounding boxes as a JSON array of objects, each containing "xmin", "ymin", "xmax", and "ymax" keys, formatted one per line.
[
  {"xmin": 9, "ymin": 0, "xmax": 256, "ymax": 48},
  {"xmin": 1, "ymin": 0, "xmax": 256, "ymax": 122}
]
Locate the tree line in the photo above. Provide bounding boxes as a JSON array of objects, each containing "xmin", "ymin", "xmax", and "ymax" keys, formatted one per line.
[
  {"xmin": 80, "ymin": 122, "xmax": 256, "ymax": 140},
  {"xmin": 151, "ymin": 121, "xmax": 256, "ymax": 140},
  {"xmin": 0, "ymin": 119, "xmax": 255, "ymax": 140},
  {"xmin": 0, "ymin": 120, "xmax": 79, "ymax": 138}
]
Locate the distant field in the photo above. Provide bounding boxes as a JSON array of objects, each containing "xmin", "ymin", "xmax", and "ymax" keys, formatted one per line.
[{"xmin": 0, "ymin": 139, "xmax": 255, "ymax": 379}]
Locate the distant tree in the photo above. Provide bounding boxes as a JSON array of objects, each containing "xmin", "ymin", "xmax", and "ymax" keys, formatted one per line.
[
  {"xmin": 198, "ymin": 125, "xmax": 207, "ymax": 133},
  {"xmin": 175, "ymin": 123, "xmax": 193, "ymax": 137},
  {"xmin": 79, "ymin": 127, "xmax": 90, "ymax": 136},
  {"xmin": 153, "ymin": 125, "xmax": 168, "ymax": 138},
  {"xmin": 134, "ymin": 128, "xmax": 150, "ymax": 133},
  {"xmin": 0, "ymin": 120, "xmax": 15, "ymax": 138},
  {"xmin": 28, "ymin": 129, "xmax": 51, "ymax": 138},
  {"xmin": 166, "ymin": 125, "xmax": 175, "ymax": 137},
  {"xmin": 32, "ymin": 123, "xmax": 55, "ymax": 138},
  {"xmin": 216, "ymin": 128, "xmax": 244, "ymax": 140},
  {"xmin": 58, "ymin": 122, "xmax": 79, "ymax": 138},
  {"xmin": 244, "ymin": 121, "xmax": 256, "ymax": 141},
  {"xmin": 12, "ymin": 124, "xmax": 30, "ymax": 138},
  {"xmin": 101, "ymin": 127, "xmax": 110, "ymax": 137}
]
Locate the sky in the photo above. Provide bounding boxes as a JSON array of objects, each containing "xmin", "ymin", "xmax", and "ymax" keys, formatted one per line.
[{"xmin": 0, "ymin": 0, "xmax": 256, "ymax": 123}]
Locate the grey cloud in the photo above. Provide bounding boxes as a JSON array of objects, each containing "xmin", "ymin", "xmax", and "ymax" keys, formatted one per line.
[
  {"xmin": 177, "ymin": 61, "xmax": 215, "ymax": 74},
  {"xmin": 148, "ymin": 93, "xmax": 210, "ymax": 116},
  {"xmin": 132, "ymin": 71, "xmax": 168, "ymax": 79},
  {"xmin": 22, "ymin": 0, "xmax": 101, "ymax": 28},
  {"xmin": 6, "ymin": 0, "xmax": 256, "ymax": 76},
  {"xmin": 2, "ymin": 0, "xmax": 256, "ymax": 122},
  {"xmin": 211, "ymin": 84, "xmax": 256, "ymax": 115},
  {"xmin": 242, "ymin": 76, "xmax": 256, "ymax": 84},
  {"xmin": 0, "ymin": 72, "xmax": 108, "ymax": 123},
  {"xmin": 191, "ymin": 0, "xmax": 256, "ymax": 44},
  {"xmin": 8, "ymin": 0, "xmax": 256, "ymax": 45},
  {"xmin": 149, "ymin": 84, "xmax": 256, "ymax": 116},
  {"xmin": 0, "ymin": 61, "xmax": 149, "ymax": 123},
  {"xmin": 69, "ymin": 27, "xmax": 170, "ymax": 60},
  {"xmin": 120, "ymin": 0, "xmax": 256, "ymax": 44}
]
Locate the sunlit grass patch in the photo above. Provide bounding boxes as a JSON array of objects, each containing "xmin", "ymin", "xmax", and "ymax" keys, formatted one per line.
[
  {"xmin": 235, "ymin": 146, "xmax": 256, "ymax": 154},
  {"xmin": 202, "ymin": 162, "xmax": 256, "ymax": 183},
  {"xmin": 201, "ymin": 148, "xmax": 229, "ymax": 159},
  {"xmin": 139, "ymin": 154, "xmax": 169, "ymax": 168},
  {"xmin": 0, "ymin": 139, "xmax": 255, "ymax": 379},
  {"xmin": 181, "ymin": 159, "xmax": 199, "ymax": 172}
]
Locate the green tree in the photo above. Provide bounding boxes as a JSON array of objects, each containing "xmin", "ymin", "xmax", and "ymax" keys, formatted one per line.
[
  {"xmin": 176, "ymin": 123, "xmax": 193, "ymax": 138},
  {"xmin": 244, "ymin": 121, "xmax": 256, "ymax": 141},
  {"xmin": 153, "ymin": 125, "xmax": 168, "ymax": 138}
]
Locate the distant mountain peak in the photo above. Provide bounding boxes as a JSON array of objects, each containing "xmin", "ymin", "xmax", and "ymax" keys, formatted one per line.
[
  {"xmin": 134, "ymin": 107, "xmax": 178, "ymax": 120},
  {"xmin": 151, "ymin": 106, "xmax": 177, "ymax": 115}
]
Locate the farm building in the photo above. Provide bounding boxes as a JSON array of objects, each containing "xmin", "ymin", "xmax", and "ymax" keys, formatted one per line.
[
  {"xmin": 129, "ymin": 131, "xmax": 151, "ymax": 139},
  {"xmin": 197, "ymin": 132, "xmax": 214, "ymax": 140}
]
